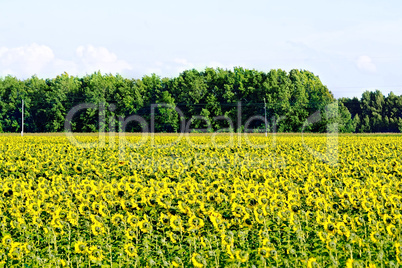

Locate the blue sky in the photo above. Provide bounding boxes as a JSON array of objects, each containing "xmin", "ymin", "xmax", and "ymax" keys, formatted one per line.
[{"xmin": 1, "ymin": 0, "xmax": 401, "ymax": 98}]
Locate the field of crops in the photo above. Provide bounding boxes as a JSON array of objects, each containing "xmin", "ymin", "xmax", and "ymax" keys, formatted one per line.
[{"xmin": 0, "ymin": 134, "xmax": 401, "ymax": 267}]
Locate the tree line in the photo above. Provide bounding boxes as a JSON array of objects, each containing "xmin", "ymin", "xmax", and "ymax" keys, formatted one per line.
[{"xmin": 0, "ymin": 67, "xmax": 401, "ymax": 133}]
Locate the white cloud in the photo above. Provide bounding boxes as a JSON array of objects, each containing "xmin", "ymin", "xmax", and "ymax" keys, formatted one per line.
[
  {"xmin": 356, "ymin": 55, "xmax": 377, "ymax": 73},
  {"xmin": 170, "ymin": 58, "xmax": 239, "ymax": 74},
  {"xmin": 172, "ymin": 58, "xmax": 195, "ymax": 73},
  {"xmin": 208, "ymin": 61, "xmax": 225, "ymax": 69},
  {"xmin": 1, "ymin": 68, "xmax": 14, "ymax": 77},
  {"xmin": 173, "ymin": 58, "xmax": 191, "ymax": 66},
  {"xmin": 145, "ymin": 67, "xmax": 163, "ymax": 75},
  {"xmin": 207, "ymin": 61, "xmax": 239, "ymax": 70},
  {"xmin": 0, "ymin": 44, "xmax": 133, "ymax": 78},
  {"xmin": 143, "ymin": 58, "xmax": 196, "ymax": 77},
  {"xmin": 0, "ymin": 43, "xmax": 54, "ymax": 77},
  {"xmin": 53, "ymin": 58, "xmax": 79, "ymax": 76},
  {"xmin": 75, "ymin": 45, "xmax": 132, "ymax": 74},
  {"xmin": 141, "ymin": 59, "xmax": 242, "ymax": 78}
]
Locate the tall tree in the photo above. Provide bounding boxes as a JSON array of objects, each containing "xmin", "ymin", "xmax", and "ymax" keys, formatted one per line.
[
  {"xmin": 46, "ymin": 72, "xmax": 82, "ymax": 132},
  {"xmin": 0, "ymin": 76, "xmax": 26, "ymax": 132}
]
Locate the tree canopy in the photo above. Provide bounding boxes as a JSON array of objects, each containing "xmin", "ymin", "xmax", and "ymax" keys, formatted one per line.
[{"xmin": 0, "ymin": 68, "xmax": 401, "ymax": 133}]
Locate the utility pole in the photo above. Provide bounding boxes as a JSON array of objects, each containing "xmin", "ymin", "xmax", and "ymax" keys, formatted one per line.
[
  {"xmin": 21, "ymin": 99, "xmax": 24, "ymax": 137},
  {"xmin": 263, "ymin": 97, "xmax": 267, "ymax": 137}
]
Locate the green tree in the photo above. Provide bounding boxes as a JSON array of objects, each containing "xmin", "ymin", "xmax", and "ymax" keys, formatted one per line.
[
  {"xmin": 0, "ymin": 75, "xmax": 26, "ymax": 132},
  {"xmin": 154, "ymin": 91, "xmax": 180, "ymax": 132},
  {"xmin": 360, "ymin": 90, "xmax": 385, "ymax": 132},
  {"xmin": 383, "ymin": 91, "xmax": 402, "ymax": 132},
  {"xmin": 45, "ymin": 72, "xmax": 82, "ymax": 132},
  {"xmin": 25, "ymin": 75, "xmax": 50, "ymax": 132}
]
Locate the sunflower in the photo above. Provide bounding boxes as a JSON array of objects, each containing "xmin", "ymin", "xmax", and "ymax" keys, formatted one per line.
[
  {"xmin": 178, "ymin": 201, "xmax": 189, "ymax": 214},
  {"xmin": 88, "ymin": 245, "xmax": 104, "ymax": 262},
  {"xmin": 318, "ymin": 231, "xmax": 328, "ymax": 243},
  {"xmin": 111, "ymin": 213, "xmax": 124, "ymax": 226},
  {"xmin": 171, "ymin": 260, "xmax": 180, "ymax": 267},
  {"xmin": 326, "ymin": 240, "xmax": 337, "ymax": 251},
  {"xmin": 169, "ymin": 232, "xmax": 178, "ymax": 243},
  {"xmin": 10, "ymin": 217, "xmax": 25, "ymax": 229},
  {"xmin": 159, "ymin": 213, "xmax": 170, "ymax": 226},
  {"xmin": 188, "ymin": 215, "xmax": 204, "ymax": 231},
  {"xmin": 307, "ymin": 257, "xmax": 319, "ymax": 268},
  {"xmin": 221, "ymin": 232, "xmax": 233, "ymax": 247},
  {"xmin": 231, "ymin": 203, "xmax": 244, "ymax": 218},
  {"xmin": 139, "ymin": 219, "xmax": 152, "ymax": 233},
  {"xmin": 324, "ymin": 221, "xmax": 336, "ymax": 234},
  {"xmin": 56, "ymin": 259, "xmax": 67, "ymax": 267},
  {"xmin": 67, "ymin": 211, "xmax": 79, "ymax": 226},
  {"xmin": 395, "ymin": 242, "xmax": 402, "ymax": 254},
  {"xmin": 2, "ymin": 234, "xmax": 13, "ymax": 247},
  {"xmin": 383, "ymin": 214, "xmax": 393, "ymax": 225},
  {"xmin": 73, "ymin": 165, "xmax": 83, "ymax": 174},
  {"xmin": 226, "ymin": 244, "xmax": 235, "ymax": 259},
  {"xmin": 125, "ymin": 228, "xmax": 136, "ymax": 240},
  {"xmin": 346, "ymin": 258, "xmax": 354, "ymax": 268},
  {"xmin": 124, "ymin": 243, "xmax": 137, "ymax": 257},
  {"xmin": 170, "ymin": 215, "xmax": 183, "ymax": 232},
  {"xmin": 27, "ymin": 202, "xmax": 42, "ymax": 215},
  {"xmin": 54, "ymin": 225, "xmax": 65, "ymax": 236},
  {"xmin": 191, "ymin": 253, "xmax": 204, "ymax": 268},
  {"xmin": 91, "ymin": 201, "xmax": 101, "ymax": 212},
  {"xmin": 255, "ymin": 213, "xmax": 265, "ymax": 225},
  {"xmin": 78, "ymin": 203, "xmax": 90, "ymax": 215},
  {"xmin": 386, "ymin": 224, "xmax": 397, "ymax": 236},
  {"xmin": 91, "ymin": 223, "xmax": 106, "ymax": 236},
  {"xmin": 50, "ymin": 216, "xmax": 63, "ymax": 229},
  {"xmin": 74, "ymin": 241, "xmax": 87, "ymax": 254},
  {"xmin": 8, "ymin": 242, "xmax": 24, "ymax": 260},
  {"xmin": 121, "ymin": 199, "xmax": 137, "ymax": 211},
  {"xmin": 235, "ymin": 250, "xmax": 249, "ymax": 263},
  {"xmin": 336, "ymin": 222, "xmax": 347, "ymax": 236},
  {"xmin": 32, "ymin": 216, "xmax": 43, "ymax": 228},
  {"xmin": 200, "ymin": 237, "xmax": 208, "ymax": 248},
  {"xmin": 370, "ymin": 232, "xmax": 381, "ymax": 243},
  {"xmin": 258, "ymin": 247, "xmax": 271, "ymax": 258},
  {"xmin": 127, "ymin": 214, "xmax": 139, "ymax": 228}
]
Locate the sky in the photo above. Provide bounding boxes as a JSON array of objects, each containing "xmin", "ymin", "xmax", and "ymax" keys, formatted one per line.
[{"xmin": 0, "ymin": 0, "xmax": 401, "ymax": 98}]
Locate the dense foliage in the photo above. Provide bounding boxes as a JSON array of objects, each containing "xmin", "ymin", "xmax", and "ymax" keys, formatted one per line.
[
  {"xmin": 0, "ymin": 68, "xmax": 401, "ymax": 133},
  {"xmin": 0, "ymin": 134, "xmax": 401, "ymax": 267},
  {"xmin": 339, "ymin": 91, "xmax": 402, "ymax": 133}
]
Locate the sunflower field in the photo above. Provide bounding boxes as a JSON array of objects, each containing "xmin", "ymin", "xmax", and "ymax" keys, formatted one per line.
[{"xmin": 0, "ymin": 134, "xmax": 401, "ymax": 267}]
